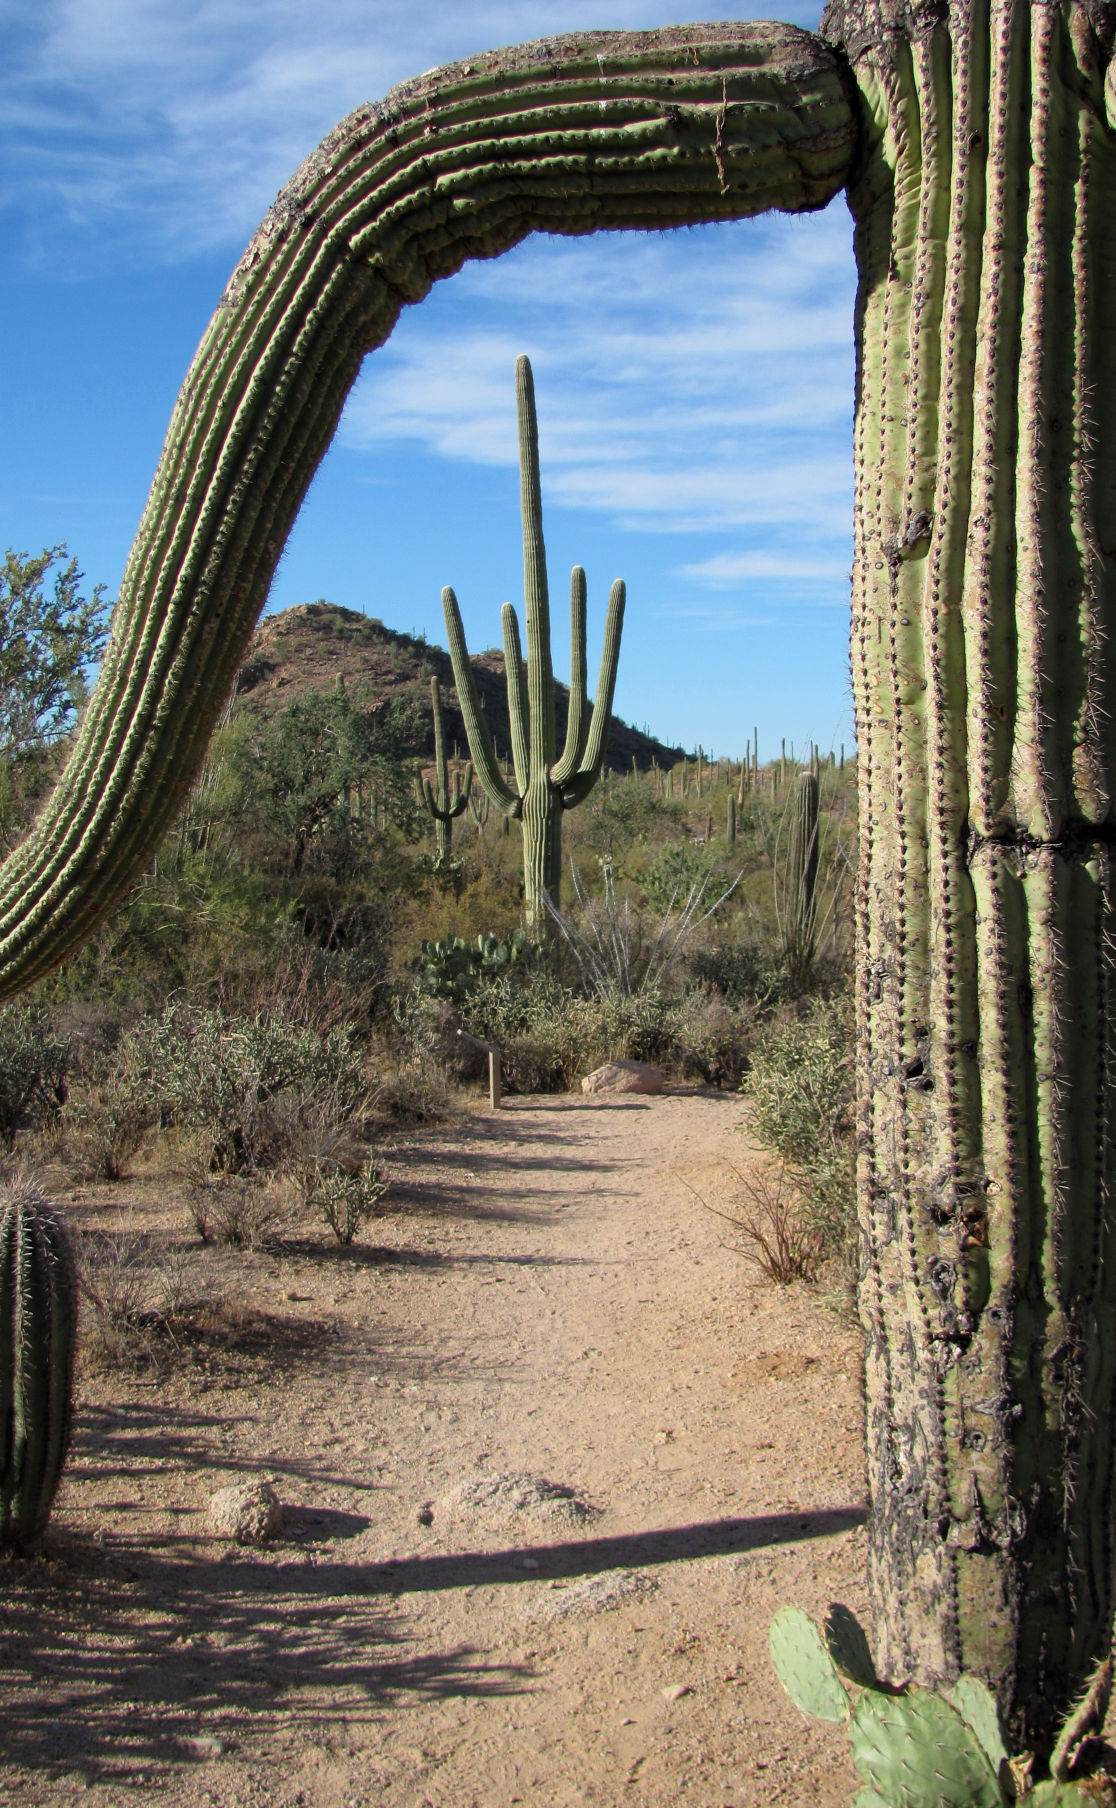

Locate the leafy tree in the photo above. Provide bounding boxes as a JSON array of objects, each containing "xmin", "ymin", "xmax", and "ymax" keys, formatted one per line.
[
  {"xmin": 227, "ymin": 680, "xmax": 423, "ymax": 876},
  {"xmin": 0, "ymin": 546, "xmax": 111, "ymax": 846}
]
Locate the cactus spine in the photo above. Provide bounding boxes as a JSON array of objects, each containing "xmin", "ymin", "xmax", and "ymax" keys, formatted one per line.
[
  {"xmin": 0, "ymin": 1184, "xmax": 76, "ymax": 1547},
  {"xmin": 442, "ymin": 355, "xmax": 626, "ymax": 927},
  {"xmin": 419, "ymin": 676, "xmax": 471, "ymax": 859}
]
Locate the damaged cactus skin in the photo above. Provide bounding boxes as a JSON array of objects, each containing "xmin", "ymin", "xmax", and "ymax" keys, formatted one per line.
[{"xmin": 821, "ymin": 0, "xmax": 1116, "ymax": 1748}]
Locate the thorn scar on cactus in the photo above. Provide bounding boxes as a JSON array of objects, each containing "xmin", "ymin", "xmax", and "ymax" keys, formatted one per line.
[{"xmin": 442, "ymin": 355, "xmax": 625, "ymax": 929}]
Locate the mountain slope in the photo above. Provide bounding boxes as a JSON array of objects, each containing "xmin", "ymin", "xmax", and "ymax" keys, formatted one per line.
[{"xmin": 234, "ymin": 602, "xmax": 686, "ymax": 772}]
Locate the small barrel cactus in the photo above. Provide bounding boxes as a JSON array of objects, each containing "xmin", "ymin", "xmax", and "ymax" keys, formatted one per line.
[{"xmin": 0, "ymin": 1182, "xmax": 77, "ymax": 1547}]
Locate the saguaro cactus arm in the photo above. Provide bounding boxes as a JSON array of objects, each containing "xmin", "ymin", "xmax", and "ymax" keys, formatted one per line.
[
  {"xmin": 558, "ymin": 578, "xmax": 627, "ymax": 809},
  {"xmin": 441, "ymin": 587, "xmax": 521, "ymax": 818},
  {"xmin": 550, "ymin": 567, "xmax": 590, "ymax": 788},
  {"xmin": 500, "ymin": 601, "xmax": 531, "ymax": 796},
  {"xmin": 0, "ymin": 22, "xmax": 855, "ymax": 997}
]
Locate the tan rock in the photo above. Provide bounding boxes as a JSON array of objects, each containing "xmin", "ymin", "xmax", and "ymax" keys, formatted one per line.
[
  {"xmin": 581, "ymin": 1059, "xmax": 663, "ymax": 1095},
  {"xmin": 206, "ymin": 1478, "xmax": 284, "ymax": 1545}
]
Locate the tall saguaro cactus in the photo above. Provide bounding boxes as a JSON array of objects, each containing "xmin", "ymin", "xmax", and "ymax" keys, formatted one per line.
[
  {"xmin": 442, "ymin": 355, "xmax": 624, "ymax": 926},
  {"xmin": 4, "ymin": 1, "xmax": 1116, "ymax": 1748},
  {"xmin": 824, "ymin": 0, "xmax": 1116, "ymax": 1749},
  {"xmin": 419, "ymin": 676, "xmax": 471, "ymax": 860}
]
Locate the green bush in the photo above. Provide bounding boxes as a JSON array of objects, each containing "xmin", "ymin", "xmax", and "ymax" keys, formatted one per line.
[
  {"xmin": 117, "ymin": 1004, "xmax": 367, "ymax": 1174},
  {"xmin": 741, "ymin": 994, "xmax": 855, "ymax": 1269},
  {"xmin": 0, "ymin": 1003, "xmax": 70, "ymax": 1145}
]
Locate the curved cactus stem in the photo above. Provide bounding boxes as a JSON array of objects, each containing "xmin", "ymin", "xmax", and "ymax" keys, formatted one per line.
[
  {"xmin": 0, "ymin": 21, "xmax": 854, "ymax": 996},
  {"xmin": 500, "ymin": 602, "xmax": 530, "ymax": 796},
  {"xmin": 441, "ymin": 586, "xmax": 520, "ymax": 819},
  {"xmin": 560, "ymin": 579, "xmax": 626, "ymax": 809},
  {"xmin": 550, "ymin": 566, "xmax": 589, "ymax": 789}
]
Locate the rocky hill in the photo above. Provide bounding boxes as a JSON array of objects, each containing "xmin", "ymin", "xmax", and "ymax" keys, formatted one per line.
[{"xmin": 234, "ymin": 602, "xmax": 686, "ymax": 772}]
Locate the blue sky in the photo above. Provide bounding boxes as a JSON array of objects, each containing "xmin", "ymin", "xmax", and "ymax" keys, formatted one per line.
[{"xmin": 2, "ymin": 0, "xmax": 856, "ymax": 762}]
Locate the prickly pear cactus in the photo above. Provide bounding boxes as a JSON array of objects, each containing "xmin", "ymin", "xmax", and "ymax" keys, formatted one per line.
[{"xmin": 771, "ymin": 1606, "xmax": 1116, "ymax": 1806}]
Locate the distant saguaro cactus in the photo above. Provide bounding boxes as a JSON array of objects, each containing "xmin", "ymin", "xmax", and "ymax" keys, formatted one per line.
[
  {"xmin": 0, "ymin": 1183, "xmax": 76, "ymax": 1548},
  {"xmin": 418, "ymin": 676, "xmax": 471, "ymax": 859},
  {"xmin": 781, "ymin": 769, "xmax": 820, "ymax": 990},
  {"xmin": 442, "ymin": 356, "xmax": 625, "ymax": 926}
]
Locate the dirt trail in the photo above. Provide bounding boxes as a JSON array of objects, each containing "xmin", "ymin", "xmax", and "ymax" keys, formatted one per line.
[{"xmin": 1, "ymin": 1090, "xmax": 868, "ymax": 1807}]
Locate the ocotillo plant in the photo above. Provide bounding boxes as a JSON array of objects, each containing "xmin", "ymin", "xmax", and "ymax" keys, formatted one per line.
[
  {"xmin": 441, "ymin": 356, "xmax": 625, "ymax": 926},
  {"xmin": 0, "ymin": 1183, "xmax": 76, "ymax": 1548},
  {"xmin": 1, "ymin": 3, "xmax": 1113, "ymax": 1751},
  {"xmin": 418, "ymin": 676, "xmax": 471, "ymax": 860}
]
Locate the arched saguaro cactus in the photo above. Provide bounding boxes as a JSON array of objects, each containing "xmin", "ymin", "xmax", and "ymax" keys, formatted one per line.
[{"xmin": 7, "ymin": 1, "xmax": 1116, "ymax": 1749}]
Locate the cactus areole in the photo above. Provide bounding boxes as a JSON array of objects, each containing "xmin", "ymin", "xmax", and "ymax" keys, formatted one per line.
[{"xmin": 4, "ymin": 0, "xmax": 1116, "ymax": 1744}]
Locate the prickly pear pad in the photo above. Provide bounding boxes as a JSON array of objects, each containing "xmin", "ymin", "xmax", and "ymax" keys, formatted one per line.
[
  {"xmin": 769, "ymin": 1604, "xmax": 850, "ymax": 1723},
  {"xmin": 849, "ymin": 1688, "xmax": 1006, "ymax": 1808}
]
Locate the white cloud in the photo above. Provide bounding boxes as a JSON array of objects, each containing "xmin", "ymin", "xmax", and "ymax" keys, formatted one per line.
[
  {"xmin": 679, "ymin": 550, "xmax": 851, "ymax": 585},
  {"xmin": 4, "ymin": 0, "xmax": 828, "ymax": 263},
  {"xmin": 338, "ymin": 211, "xmax": 855, "ymax": 543}
]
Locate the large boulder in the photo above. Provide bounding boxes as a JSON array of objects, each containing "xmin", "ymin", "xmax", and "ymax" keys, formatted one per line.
[{"xmin": 581, "ymin": 1059, "xmax": 663, "ymax": 1096}]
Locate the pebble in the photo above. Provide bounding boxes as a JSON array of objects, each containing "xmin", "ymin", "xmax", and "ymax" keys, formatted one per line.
[{"xmin": 661, "ymin": 1683, "xmax": 693, "ymax": 1702}]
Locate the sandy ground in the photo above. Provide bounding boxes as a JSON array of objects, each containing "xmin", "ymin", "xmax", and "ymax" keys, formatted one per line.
[{"xmin": 0, "ymin": 1088, "xmax": 868, "ymax": 1807}]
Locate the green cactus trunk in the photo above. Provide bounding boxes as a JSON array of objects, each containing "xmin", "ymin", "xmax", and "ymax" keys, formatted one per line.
[
  {"xmin": 0, "ymin": 1185, "xmax": 76, "ymax": 1547},
  {"xmin": 782, "ymin": 769, "xmax": 820, "ymax": 990},
  {"xmin": 824, "ymin": 0, "xmax": 1116, "ymax": 1747}
]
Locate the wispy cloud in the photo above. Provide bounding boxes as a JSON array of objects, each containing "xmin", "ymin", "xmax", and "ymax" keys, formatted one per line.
[
  {"xmin": 339, "ymin": 209, "xmax": 855, "ymax": 551},
  {"xmin": 3, "ymin": 0, "xmax": 827, "ymax": 264}
]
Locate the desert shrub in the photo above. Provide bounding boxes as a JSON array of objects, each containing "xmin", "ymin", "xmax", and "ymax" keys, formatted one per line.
[
  {"xmin": 741, "ymin": 993, "xmax": 855, "ymax": 1270},
  {"xmin": 61, "ymin": 1072, "xmax": 151, "ymax": 1181},
  {"xmin": 118, "ymin": 1004, "xmax": 367, "ymax": 1174},
  {"xmin": 666, "ymin": 988, "xmax": 750, "ymax": 1087},
  {"xmin": 699, "ymin": 1162, "xmax": 825, "ymax": 1284},
  {"xmin": 643, "ymin": 840, "xmax": 716, "ymax": 914},
  {"xmin": 0, "ymin": 1003, "xmax": 70, "ymax": 1145},
  {"xmin": 77, "ymin": 1227, "xmax": 196, "ymax": 1370},
  {"xmin": 304, "ymin": 1165, "xmax": 390, "ymax": 1245},
  {"xmin": 688, "ymin": 938, "xmax": 789, "ymax": 1011}
]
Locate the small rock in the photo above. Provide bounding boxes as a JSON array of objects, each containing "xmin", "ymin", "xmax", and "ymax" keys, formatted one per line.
[
  {"xmin": 581, "ymin": 1059, "xmax": 663, "ymax": 1095},
  {"xmin": 206, "ymin": 1479, "xmax": 284, "ymax": 1546},
  {"xmin": 661, "ymin": 1683, "xmax": 693, "ymax": 1702},
  {"xmin": 182, "ymin": 1734, "xmax": 226, "ymax": 1760},
  {"xmin": 520, "ymin": 1556, "xmax": 539, "ymax": 1570},
  {"xmin": 416, "ymin": 1506, "xmax": 434, "ymax": 1527}
]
